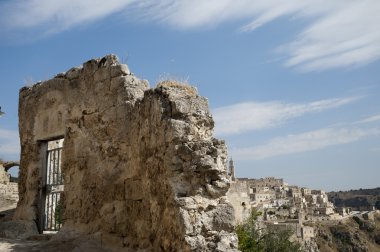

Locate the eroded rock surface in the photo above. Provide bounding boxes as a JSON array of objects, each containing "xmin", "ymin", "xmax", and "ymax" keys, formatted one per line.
[{"xmin": 15, "ymin": 55, "xmax": 238, "ymax": 251}]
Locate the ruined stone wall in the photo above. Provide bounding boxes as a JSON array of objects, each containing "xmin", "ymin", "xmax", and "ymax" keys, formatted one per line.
[
  {"xmin": 0, "ymin": 164, "xmax": 19, "ymax": 203},
  {"xmin": 0, "ymin": 165, "xmax": 10, "ymax": 184},
  {"xmin": 226, "ymin": 180, "xmax": 251, "ymax": 223},
  {"xmin": 16, "ymin": 55, "xmax": 238, "ymax": 251},
  {"xmin": 0, "ymin": 183, "xmax": 19, "ymax": 202}
]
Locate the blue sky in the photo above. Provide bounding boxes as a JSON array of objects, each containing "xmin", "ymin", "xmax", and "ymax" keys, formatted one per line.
[{"xmin": 0, "ymin": 0, "xmax": 379, "ymax": 191}]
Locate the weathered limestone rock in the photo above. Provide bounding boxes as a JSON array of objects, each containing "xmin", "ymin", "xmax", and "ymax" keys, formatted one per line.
[
  {"xmin": 0, "ymin": 163, "xmax": 19, "ymax": 205},
  {"xmin": 15, "ymin": 55, "xmax": 238, "ymax": 251},
  {"xmin": 0, "ymin": 164, "xmax": 10, "ymax": 185}
]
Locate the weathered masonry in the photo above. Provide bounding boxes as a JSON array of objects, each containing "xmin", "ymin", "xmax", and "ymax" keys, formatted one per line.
[
  {"xmin": 0, "ymin": 162, "xmax": 19, "ymax": 203},
  {"xmin": 15, "ymin": 55, "xmax": 238, "ymax": 251}
]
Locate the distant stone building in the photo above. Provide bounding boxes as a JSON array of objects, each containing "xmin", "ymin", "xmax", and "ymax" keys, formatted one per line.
[
  {"xmin": 300, "ymin": 226, "xmax": 314, "ymax": 241},
  {"xmin": 336, "ymin": 207, "xmax": 351, "ymax": 217},
  {"xmin": 252, "ymin": 190, "xmax": 276, "ymax": 203},
  {"xmin": 226, "ymin": 173, "xmax": 345, "ymax": 250},
  {"xmin": 289, "ymin": 186, "xmax": 303, "ymax": 198},
  {"xmin": 302, "ymin": 188, "xmax": 312, "ymax": 196},
  {"xmin": 239, "ymin": 177, "xmax": 285, "ymax": 189}
]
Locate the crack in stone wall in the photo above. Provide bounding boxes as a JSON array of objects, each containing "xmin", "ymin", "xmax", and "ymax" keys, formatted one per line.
[{"xmin": 15, "ymin": 55, "xmax": 238, "ymax": 251}]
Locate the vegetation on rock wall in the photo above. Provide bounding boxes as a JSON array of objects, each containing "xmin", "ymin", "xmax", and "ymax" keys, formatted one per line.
[{"xmin": 236, "ymin": 209, "xmax": 303, "ymax": 252}]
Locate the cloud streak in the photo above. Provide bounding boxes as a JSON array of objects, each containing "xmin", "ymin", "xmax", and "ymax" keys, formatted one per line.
[
  {"xmin": 281, "ymin": 1, "xmax": 380, "ymax": 71},
  {"xmin": 1, "ymin": 1, "xmax": 379, "ymax": 71},
  {"xmin": 354, "ymin": 113, "xmax": 380, "ymax": 124},
  {"xmin": 0, "ymin": 0, "xmax": 134, "ymax": 35},
  {"xmin": 140, "ymin": 0, "xmax": 380, "ymax": 71},
  {"xmin": 213, "ymin": 96, "xmax": 360, "ymax": 136},
  {"xmin": 232, "ymin": 126, "xmax": 380, "ymax": 160}
]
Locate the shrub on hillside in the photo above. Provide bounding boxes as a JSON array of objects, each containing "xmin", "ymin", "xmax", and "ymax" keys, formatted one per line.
[{"xmin": 236, "ymin": 209, "xmax": 303, "ymax": 252}]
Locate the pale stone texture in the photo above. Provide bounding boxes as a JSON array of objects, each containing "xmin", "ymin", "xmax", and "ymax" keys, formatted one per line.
[
  {"xmin": 0, "ymin": 165, "xmax": 10, "ymax": 185},
  {"xmin": 0, "ymin": 163, "xmax": 19, "ymax": 210},
  {"xmin": 226, "ymin": 180, "xmax": 252, "ymax": 224},
  {"xmin": 15, "ymin": 55, "xmax": 238, "ymax": 251}
]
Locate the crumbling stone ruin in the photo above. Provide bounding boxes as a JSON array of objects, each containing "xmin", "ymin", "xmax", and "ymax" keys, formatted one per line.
[
  {"xmin": 0, "ymin": 162, "xmax": 19, "ymax": 205},
  {"xmin": 13, "ymin": 55, "xmax": 238, "ymax": 251}
]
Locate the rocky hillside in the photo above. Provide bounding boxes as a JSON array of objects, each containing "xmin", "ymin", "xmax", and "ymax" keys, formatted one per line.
[
  {"xmin": 314, "ymin": 211, "xmax": 380, "ymax": 252},
  {"xmin": 328, "ymin": 188, "xmax": 380, "ymax": 210}
]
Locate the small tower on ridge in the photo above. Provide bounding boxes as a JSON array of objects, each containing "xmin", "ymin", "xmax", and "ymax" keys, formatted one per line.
[{"xmin": 229, "ymin": 158, "xmax": 235, "ymax": 181}]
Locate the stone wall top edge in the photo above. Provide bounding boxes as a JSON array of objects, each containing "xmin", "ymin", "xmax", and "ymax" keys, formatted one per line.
[
  {"xmin": 18, "ymin": 54, "xmax": 204, "ymax": 105},
  {"xmin": 19, "ymin": 54, "xmax": 126, "ymax": 94}
]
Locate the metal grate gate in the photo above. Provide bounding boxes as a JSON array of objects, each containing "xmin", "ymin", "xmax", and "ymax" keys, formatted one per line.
[{"xmin": 44, "ymin": 140, "xmax": 64, "ymax": 232}]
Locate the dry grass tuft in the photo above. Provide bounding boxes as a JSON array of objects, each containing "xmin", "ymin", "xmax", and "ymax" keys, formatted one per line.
[{"xmin": 156, "ymin": 78, "xmax": 198, "ymax": 97}]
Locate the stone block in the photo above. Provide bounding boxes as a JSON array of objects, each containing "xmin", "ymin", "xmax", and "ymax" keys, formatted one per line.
[{"xmin": 110, "ymin": 64, "xmax": 130, "ymax": 78}]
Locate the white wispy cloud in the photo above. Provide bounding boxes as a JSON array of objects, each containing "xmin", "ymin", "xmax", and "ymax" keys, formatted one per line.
[
  {"xmin": 354, "ymin": 114, "xmax": 380, "ymax": 124},
  {"xmin": 1, "ymin": 1, "xmax": 379, "ymax": 71},
  {"xmin": 140, "ymin": 0, "xmax": 380, "ymax": 71},
  {"xmin": 232, "ymin": 126, "xmax": 380, "ymax": 160},
  {"xmin": 0, "ymin": 128, "xmax": 20, "ymax": 158},
  {"xmin": 281, "ymin": 1, "xmax": 380, "ymax": 72},
  {"xmin": 0, "ymin": 0, "xmax": 134, "ymax": 35},
  {"xmin": 213, "ymin": 96, "xmax": 360, "ymax": 136}
]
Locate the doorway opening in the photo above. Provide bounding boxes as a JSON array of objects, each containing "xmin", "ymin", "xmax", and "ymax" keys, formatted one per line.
[{"xmin": 42, "ymin": 138, "xmax": 64, "ymax": 232}]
